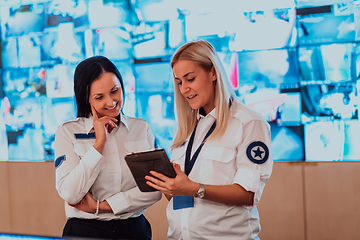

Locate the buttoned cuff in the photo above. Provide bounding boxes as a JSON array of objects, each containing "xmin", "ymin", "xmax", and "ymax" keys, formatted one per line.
[{"xmin": 106, "ymin": 192, "xmax": 130, "ymax": 215}]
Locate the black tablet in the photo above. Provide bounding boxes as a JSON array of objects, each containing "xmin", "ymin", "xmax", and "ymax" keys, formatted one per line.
[{"xmin": 125, "ymin": 148, "xmax": 176, "ymax": 192}]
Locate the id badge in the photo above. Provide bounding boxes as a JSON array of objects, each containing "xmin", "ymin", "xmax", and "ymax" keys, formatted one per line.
[{"xmin": 173, "ymin": 195, "xmax": 194, "ymax": 210}]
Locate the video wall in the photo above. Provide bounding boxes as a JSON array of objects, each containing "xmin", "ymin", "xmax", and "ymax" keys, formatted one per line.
[{"xmin": 0, "ymin": 0, "xmax": 359, "ymax": 162}]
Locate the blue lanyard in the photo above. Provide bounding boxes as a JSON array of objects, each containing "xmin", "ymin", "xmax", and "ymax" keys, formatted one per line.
[{"xmin": 185, "ymin": 120, "xmax": 217, "ymax": 176}]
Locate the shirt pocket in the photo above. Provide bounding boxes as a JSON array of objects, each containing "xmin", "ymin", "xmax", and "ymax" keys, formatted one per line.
[
  {"xmin": 199, "ymin": 146, "xmax": 236, "ymax": 184},
  {"xmin": 124, "ymin": 138, "xmax": 151, "ymax": 153}
]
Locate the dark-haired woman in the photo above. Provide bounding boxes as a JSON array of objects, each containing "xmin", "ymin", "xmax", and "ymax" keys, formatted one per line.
[{"xmin": 55, "ymin": 56, "xmax": 161, "ymax": 240}]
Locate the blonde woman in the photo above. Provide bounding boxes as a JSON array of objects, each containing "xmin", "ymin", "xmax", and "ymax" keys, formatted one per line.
[{"xmin": 146, "ymin": 40, "xmax": 273, "ymax": 240}]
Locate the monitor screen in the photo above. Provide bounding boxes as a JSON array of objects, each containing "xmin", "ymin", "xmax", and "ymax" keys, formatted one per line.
[
  {"xmin": 240, "ymin": 88, "xmax": 302, "ymax": 125},
  {"xmin": 295, "ymin": 0, "xmax": 351, "ymax": 8},
  {"xmin": 301, "ymin": 81, "xmax": 359, "ymax": 122},
  {"xmin": 0, "ymin": 233, "xmax": 65, "ymax": 240},
  {"xmin": 0, "ymin": 232, "xmax": 117, "ymax": 240},
  {"xmin": 136, "ymin": 92, "xmax": 176, "ymax": 152},
  {"xmin": 237, "ymin": 48, "xmax": 300, "ymax": 89},
  {"xmin": 299, "ymin": 42, "xmax": 355, "ymax": 85},
  {"xmin": 41, "ymin": 23, "xmax": 86, "ymax": 64},
  {"xmin": 297, "ymin": 2, "xmax": 356, "ymax": 45},
  {"xmin": 92, "ymin": 27, "xmax": 132, "ymax": 61},
  {"xmin": 304, "ymin": 119, "xmax": 360, "ymax": 161},
  {"xmin": 133, "ymin": 59, "xmax": 174, "ymax": 93},
  {"xmin": 133, "ymin": 59, "xmax": 176, "ymax": 151},
  {"xmin": 229, "ymin": 7, "xmax": 297, "ymax": 51},
  {"xmin": 1, "ymin": 36, "xmax": 19, "ymax": 68},
  {"xmin": 270, "ymin": 123, "xmax": 304, "ymax": 161},
  {"xmin": 0, "ymin": 3, "xmax": 46, "ymax": 37}
]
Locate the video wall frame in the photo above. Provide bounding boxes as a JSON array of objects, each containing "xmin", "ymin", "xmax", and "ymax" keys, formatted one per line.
[{"xmin": 1, "ymin": 0, "xmax": 360, "ymax": 162}]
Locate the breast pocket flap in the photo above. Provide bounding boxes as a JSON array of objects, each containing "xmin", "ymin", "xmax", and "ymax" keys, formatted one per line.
[
  {"xmin": 202, "ymin": 147, "xmax": 235, "ymax": 163},
  {"xmin": 170, "ymin": 147, "xmax": 186, "ymax": 161}
]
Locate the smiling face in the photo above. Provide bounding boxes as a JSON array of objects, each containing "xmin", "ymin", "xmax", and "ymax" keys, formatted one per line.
[
  {"xmin": 173, "ymin": 60, "xmax": 217, "ymax": 115},
  {"xmin": 88, "ymin": 72, "xmax": 123, "ymax": 118}
]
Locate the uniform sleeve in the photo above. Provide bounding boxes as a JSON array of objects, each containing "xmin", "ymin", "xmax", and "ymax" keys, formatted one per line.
[
  {"xmin": 106, "ymin": 187, "xmax": 162, "ymax": 215},
  {"xmin": 105, "ymin": 122, "xmax": 161, "ymax": 215},
  {"xmin": 233, "ymin": 119, "xmax": 273, "ymax": 206},
  {"xmin": 55, "ymin": 125, "xmax": 105, "ymax": 205}
]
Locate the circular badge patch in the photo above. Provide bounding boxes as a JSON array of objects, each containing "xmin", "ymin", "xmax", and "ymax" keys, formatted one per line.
[{"xmin": 246, "ymin": 141, "xmax": 269, "ymax": 164}]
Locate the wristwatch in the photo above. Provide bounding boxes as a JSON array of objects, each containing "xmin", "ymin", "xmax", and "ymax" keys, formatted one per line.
[{"xmin": 195, "ymin": 183, "xmax": 205, "ymax": 199}]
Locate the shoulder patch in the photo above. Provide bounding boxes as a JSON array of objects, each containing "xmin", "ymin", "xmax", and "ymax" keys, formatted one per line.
[
  {"xmin": 55, "ymin": 155, "xmax": 66, "ymax": 169},
  {"xmin": 246, "ymin": 141, "xmax": 269, "ymax": 164}
]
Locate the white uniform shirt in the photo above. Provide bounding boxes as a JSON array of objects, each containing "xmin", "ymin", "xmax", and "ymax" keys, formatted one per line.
[
  {"xmin": 167, "ymin": 100, "xmax": 273, "ymax": 240},
  {"xmin": 55, "ymin": 114, "xmax": 162, "ymax": 221}
]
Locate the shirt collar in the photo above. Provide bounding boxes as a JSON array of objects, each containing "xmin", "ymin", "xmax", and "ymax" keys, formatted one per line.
[
  {"xmin": 196, "ymin": 107, "xmax": 216, "ymax": 121},
  {"xmin": 84, "ymin": 113, "xmax": 129, "ymax": 134},
  {"xmin": 120, "ymin": 114, "xmax": 130, "ymax": 130}
]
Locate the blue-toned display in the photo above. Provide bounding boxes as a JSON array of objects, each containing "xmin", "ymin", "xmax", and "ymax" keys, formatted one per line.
[
  {"xmin": 299, "ymin": 43, "xmax": 356, "ymax": 85},
  {"xmin": 297, "ymin": 2, "xmax": 356, "ymax": 45},
  {"xmin": 236, "ymin": 48, "xmax": 301, "ymax": 126},
  {"xmin": 237, "ymin": 48, "xmax": 300, "ymax": 89},
  {"xmin": 304, "ymin": 120, "xmax": 360, "ymax": 161},
  {"xmin": 301, "ymin": 82, "xmax": 359, "ymax": 122},
  {"xmin": 1, "ymin": 0, "xmax": 360, "ymax": 162},
  {"xmin": 0, "ymin": 232, "xmax": 97, "ymax": 240},
  {"xmin": 132, "ymin": 59, "xmax": 176, "ymax": 151},
  {"xmin": 270, "ymin": 123, "xmax": 304, "ymax": 161}
]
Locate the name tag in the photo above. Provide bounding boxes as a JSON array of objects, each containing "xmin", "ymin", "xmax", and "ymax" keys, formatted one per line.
[{"xmin": 173, "ymin": 195, "xmax": 194, "ymax": 210}]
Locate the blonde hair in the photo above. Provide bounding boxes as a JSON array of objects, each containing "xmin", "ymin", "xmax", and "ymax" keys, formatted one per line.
[{"xmin": 170, "ymin": 39, "xmax": 237, "ymax": 148}]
